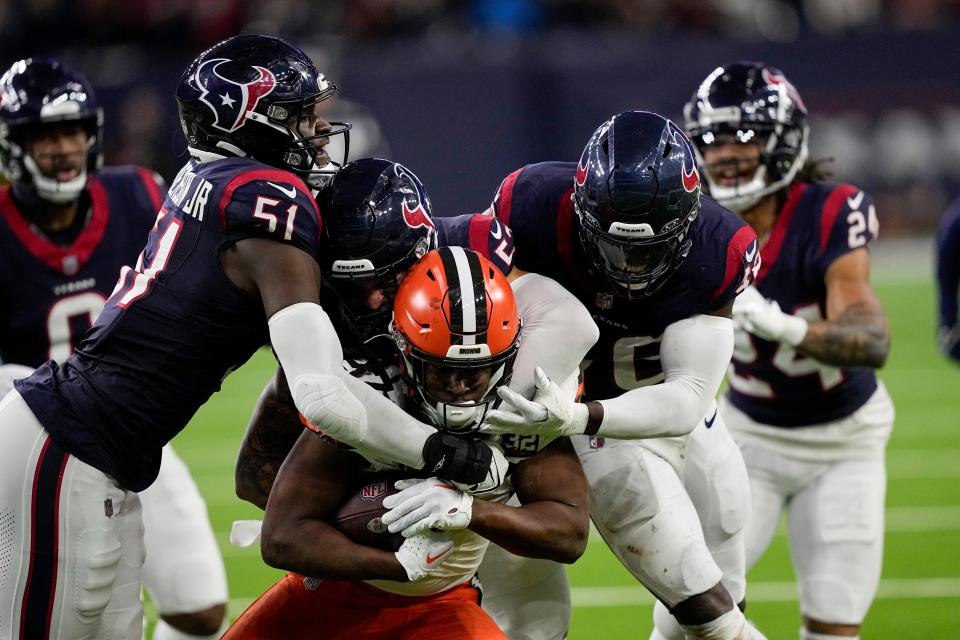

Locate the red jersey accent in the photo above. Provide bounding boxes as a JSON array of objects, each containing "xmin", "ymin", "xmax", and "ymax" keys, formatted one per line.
[
  {"xmin": 0, "ymin": 179, "xmax": 110, "ymax": 275},
  {"xmin": 494, "ymin": 168, "xmax": 523, "ymax": 227},
  {"xmin": 216, "ymin": 168, "xmax": 318, "ymax": 232},
  {"xmin": 756, "ymin": 182, "xmax": 807, "ymax": 284},
  {"xmin": 136, "ymin": 168, "xmax": 164, "ymax": 211},
  {"xmin": 819, "ymin": 184, "xmax": 860, "ymax": 254},
  {"xmin": 712, "ymin": 225, "xmax": 757, "ymax": 301}
]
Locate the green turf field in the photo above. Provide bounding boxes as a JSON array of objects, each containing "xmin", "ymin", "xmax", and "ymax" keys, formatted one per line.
[{"xmin": 158, "ymin": 268, "xmax": 960, "ymax": 638}]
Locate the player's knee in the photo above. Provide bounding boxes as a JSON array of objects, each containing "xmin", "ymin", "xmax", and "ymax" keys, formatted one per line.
[
  {"xmin": 157, "ymin": 603, "xmax": 227, "ymax": 638},
  {"xmin": 705, "ymin": 446, "xmax": 751, "ymax": 539},
  {"xmin": 74, "ymin": 529, "xmax": 123, "ymax": 622}
]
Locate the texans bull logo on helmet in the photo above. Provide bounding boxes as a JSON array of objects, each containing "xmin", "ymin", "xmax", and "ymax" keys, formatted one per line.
[
  {"xmin": 395, "ymin": 164, "xmax": 435, "ymax": 231},
  {"xmin": 195, "ymin": 58, "xmax": 277, "ymax": 133},
  {"xmin": 667, "ymin": 120, "xmax": 701, "ymax": 194},
  {"xmin": 761, "ymin": 67, "xmax": 807, "ymax": 114}
]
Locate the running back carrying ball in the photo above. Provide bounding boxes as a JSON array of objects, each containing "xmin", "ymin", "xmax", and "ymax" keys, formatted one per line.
[{"xmin": 331, "ymin": 472, "xmax": 408, "ymax": 551}]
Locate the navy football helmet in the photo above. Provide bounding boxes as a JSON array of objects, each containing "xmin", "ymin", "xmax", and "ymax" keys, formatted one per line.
[
  {"xmin": 683, "ymin": 61, "xmax": 809, "ymax": 212},
  {"xmin": 0, "ymin": 58, "xmax": 103, "ymax": 203},
  {"xmin": 574, "ymin": 111, "xmax": 701, "ymax": 298},
  {"xmin": 316, "ymin": 157, "xmax": 438, "ymax": 343},
  {"xmin": 176, "ymin": 34, "xmax": 350, "ymax": 188}
]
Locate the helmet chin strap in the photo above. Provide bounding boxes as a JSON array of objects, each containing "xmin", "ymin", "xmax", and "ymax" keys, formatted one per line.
[{"xmin": 23, "ymin": 155, "xmax": 86, "ymax": 204}]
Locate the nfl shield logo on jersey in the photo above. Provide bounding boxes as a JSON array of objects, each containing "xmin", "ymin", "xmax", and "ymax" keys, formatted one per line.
[
  {"xmin": 595, "ymin": 292, "xmax": 613, "ymax": 309},
  {"xmin": 103, "ymin": 498, "xmax": 113, "ymax": 518},
  {"xmin": 62, "ymin": 254, "xmax": 79, "ymax": 276},
  {"xmin": 361, "ymin": 481, "xmax": 387, "ymax": 501}
]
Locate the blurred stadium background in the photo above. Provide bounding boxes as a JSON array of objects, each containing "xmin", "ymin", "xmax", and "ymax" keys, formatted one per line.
[{"xmin": 3, "ymin": 1, "xmax": 958, "ymax": 636}]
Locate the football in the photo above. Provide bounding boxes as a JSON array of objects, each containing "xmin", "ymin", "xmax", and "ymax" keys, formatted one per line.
[{"xmin": 330, "ymin": 472, "xmax": 411, "ymax": 552}]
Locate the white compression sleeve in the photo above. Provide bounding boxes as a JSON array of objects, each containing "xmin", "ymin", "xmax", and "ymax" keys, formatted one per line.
[
  {"xmin": 510, "ymin": 272, "xmax": 599, "ymax": 399},
  {"xmin": 597, "ymin": 314, "xmax": 734, "ymax": 439},
  {"xmin": 269, "ymin": 302, "xmax": 367, "ymax": 441},
  {"xmin": 268, "ymin": 302, "xmax": 344, "ymax": 378},
  {"xmin": 336, "ymin": 373, "xmax": 433, "ymax": 470},
  {"xmin": 268, "ymin": 303, "xmax": 432, "ymax": 470}
]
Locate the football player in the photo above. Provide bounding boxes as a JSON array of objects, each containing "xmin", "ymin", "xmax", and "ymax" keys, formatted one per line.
[
  {"xmin": 0, "ymin": 57, "xmax": 228, "ymax": 640},
  {"xmin": 0, "ymin": 35, "xmax": 512, "ymax": 638},
  {"xmin": 683, "ymin": 62, "xmax": 893, "ymax": 640},
  {"xmin": 937, "ymin": 196, "xmax": 960, "ymax": 363},
  {"xmin": 223, "ymin": 247, "xmax": 591, "ymax": 639},
  {"xmin": 480, "ymin": 110, "xmax": 766, "ymax": 640},
  {"xmin": 235, "ymin": 157, "xmax": 598, "ymax": 639}
]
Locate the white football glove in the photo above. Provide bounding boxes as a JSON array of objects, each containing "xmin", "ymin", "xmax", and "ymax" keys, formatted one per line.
[
  {"xmin": 481, "ymin": 366, "xmax": 588, "ymax": 438},
  {"xmin": 733, "ymin": 286, "xmax": 808, "ymax": 346},
  {"xmin": 382, "ymin": 478, "xmax": 473, "ymax": 538},
  {"xmin": 394, "ymin": 528, "xmax": 455, "ymax": 582},
  {"xmin": 291, "ymin": 373, "xmax": 367, "ymax": 441}
]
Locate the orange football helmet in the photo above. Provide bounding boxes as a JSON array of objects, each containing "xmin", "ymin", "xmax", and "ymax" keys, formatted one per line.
[{"xmin": 391, "ymin": 246, "xmax": 521, "ymax": 432}]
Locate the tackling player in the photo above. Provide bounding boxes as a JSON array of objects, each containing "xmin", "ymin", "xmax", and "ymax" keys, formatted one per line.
[
  {"xmin": 683, "ymin": 61, "xmax": 893, "ymax": 640},
  {"xmin": 937, "ymin": 196, "xmax": 960, "ymax": 363},
  {"xmin": 0, "ymin": 57, "xmax": 228, "ymax": 640},
  {"xmin": 223, "ymin": 247, "xmax": 591, "ymax": 639},
  {"xmin": 235, "ymin": 157, "xmax": 599, "ymax": 639},
  {"xmin": 480, "ymin": 111, "xmax": 766, "ymax": 640},
  {"xmin": 0, "ymin": 36, "xmax": 509, "ymax": 637}
]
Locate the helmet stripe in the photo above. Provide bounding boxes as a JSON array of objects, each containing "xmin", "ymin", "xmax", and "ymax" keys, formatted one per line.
[
  {"xmin": 463, "ymin": 248, "xmax": 488, "ymax": 346},
  {"xmin": 448, "ymin": 246, "xmax": 476, "ymax": 344}
]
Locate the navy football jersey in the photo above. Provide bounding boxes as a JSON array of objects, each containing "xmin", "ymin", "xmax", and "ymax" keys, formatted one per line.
[
  {"xmin": 726, "ymin": 181, "xmax": 880, "ymax": 427},
  {"xmin": 490, "ymin": 161, "xmax": 758, "ymax": 402},
  {"xmin": 0, "ymin": 167, "xmax": 162, "ymax": 366},
  {"xmin": 16, "ymin": 157, "xmax": 322, "ymax": 491},
  {"xmin": 436, "ymin": 212, "xmax": 514, "ymax": 276}
]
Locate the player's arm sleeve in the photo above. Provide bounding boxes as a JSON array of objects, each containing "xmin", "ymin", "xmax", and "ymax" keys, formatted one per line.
[
  {"xmin": 509, "ymin": 272, "xmax": 598, "ymax": 400},
  {"xmin": 268, "ymin": 303, "xmax": 433, "ymax": 470},
  {"xmin": 816, "ymin": 185, "xmax": 879, "ymax": 275},
  {"xmin": 489, "ymin": 168, "xmax": 525, "ymax": 225},
  {"xmin": 595, "ymin": 314, "xmax": 734, "ymax": 439},
  {"xmin": 936, "ymin": 201, "xmax": 960, "ymax": 361},
  {"xmin": 220, "ymin": 172, "xmax": 322, "ymax": 262},
  {"xmin": 465, "ymin": 213, "xmax": 515, "ymax": 275},
  {"xmin": 710, "ymin": 224, "xmax": 760, "ymax": 310}
]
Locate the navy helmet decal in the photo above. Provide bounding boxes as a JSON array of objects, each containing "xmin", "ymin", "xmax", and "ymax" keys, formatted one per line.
[{"xmin": 195, "ymin": 58, "xmax": 277, "ymax": 133}]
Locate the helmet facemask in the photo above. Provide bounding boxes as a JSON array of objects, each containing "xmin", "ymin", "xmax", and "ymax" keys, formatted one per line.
[
  {"xmin": 684, "ymin": 62, "xmax": 810, "ymax": 213},
  {"xmin": 394, "ymin": 335, "xmax": 519, "ymax": 434},
  {"xmin": 575, "ymin": 196, "xmax": 696, "ymax": 298},
  {"xmin": 688, "ymin": 121, "xmax": 808, "ymax": 213},
  {"xmin": 242, "ymin": 80, "xmax": 351, "ymax": 189}
]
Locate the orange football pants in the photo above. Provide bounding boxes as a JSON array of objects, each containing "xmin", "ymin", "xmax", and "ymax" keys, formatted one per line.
[{"xmin": 222, "ymin": 573, "xmax": 507, "ymax": 639}]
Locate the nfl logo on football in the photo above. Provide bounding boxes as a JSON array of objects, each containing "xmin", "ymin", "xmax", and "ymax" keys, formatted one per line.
[
  {"xmin": 361, "ymin": 481, "xmax": 387, "ymax": 501},
  {"xmin": 595, "ymin": 292, "xmax": 613, "ymax": 309}
]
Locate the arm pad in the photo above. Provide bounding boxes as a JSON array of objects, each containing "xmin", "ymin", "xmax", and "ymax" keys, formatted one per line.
[
  {"xmin": 267, "ymin": 302, "xmax": 434, "ymax": 470},
  {"xmin": 510, "ymin": 273, "xmax": 599, "ymax": 399},
  {"xmin": 597, "ymin": 314, "xmax": 734, "ymax": 439}
]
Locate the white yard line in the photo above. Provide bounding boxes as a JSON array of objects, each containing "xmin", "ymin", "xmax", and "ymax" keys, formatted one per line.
[{"xmin": 568, "ymin": 578, "xmax": 960, "ymax": 608}]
